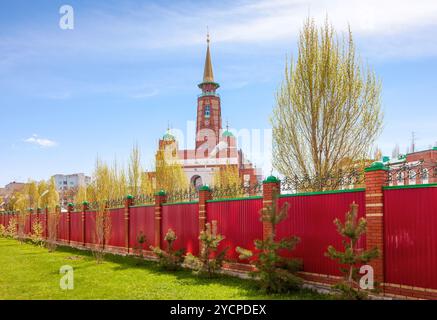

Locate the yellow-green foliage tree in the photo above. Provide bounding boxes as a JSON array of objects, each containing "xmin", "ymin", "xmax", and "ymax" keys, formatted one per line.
[
  {"xmin": 46, "ymin": 177, "xmax": 60, "ymax": 252},
  {"xmin": 212, "ymin": 165, "xmax": 244, "ymax": 198},
  {"xmin": 25, "ymin": 181, "xmax": 39, "ymax": 211},
  {"xmin": 271, "ymin": 17, "xmax": 383, "ymax": 191},
  {"xmin": 90, "ymin": 159, "xmax": 113, "ymax": 263},
  {"xmin": 75, "ymin": 186, "xmax": 87, "ymax": 206},
  {"xmin": 128, "ymin": 144, "xmax": 142, "ymax": 197},
  {"xmin": 140, "ymin": 173, "xmax": 155, "ymax": 195},
  {"xmin": 37, "ymin": 180, "xmax": 48, "ymax": 208},
  {"xmin": 111, "ymin": 159, "xmax": 128, "ymax": 199},
  {"xmin": 155, "ymin": 148, "xmax": 188, "ymax": 192},
  {"xmin": 14, "ymin": 192, "xmax": 28, "ymax": 243}
]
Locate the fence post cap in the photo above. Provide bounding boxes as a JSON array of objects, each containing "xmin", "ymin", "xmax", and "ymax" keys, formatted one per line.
[
  {"xmin": 67, "ymin": 203, "xmax": 75, "ymax": 207},
  {"xmin": 199, "ymin": 185, "xmax": 211, "ymax": 192},
  {"xmin": 263, "ymin": 175, "xmax": 280, "ymax": 184},
  {"xmin": 126, "ymin": 194, "xmax": 134, "ymax": 200},
  {"xmin": 365, "ymin": 161, "xmax": 389, "ymax": 172},
  {"xmin": 155, "ymin": 190, "xmax": 166, "ymax": 196},
  {"xmin": 82, "ymin": 201, "xmax": 89, "ymax": 205}
]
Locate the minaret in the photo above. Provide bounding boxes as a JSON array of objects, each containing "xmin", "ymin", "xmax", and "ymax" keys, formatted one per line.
[{"xmin": 196, "ymin": 32, "xmax": 222, "ymax": 155}]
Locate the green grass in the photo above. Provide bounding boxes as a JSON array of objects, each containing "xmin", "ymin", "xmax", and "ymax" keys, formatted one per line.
[{"xmin": 0, "ymin": 238, "xmax": 328, "ymax": 300}]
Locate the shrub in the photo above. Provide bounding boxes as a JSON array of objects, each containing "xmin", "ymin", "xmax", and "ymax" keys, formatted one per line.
[
  {"xmin": 6, "ymin": 217, "xmax": 17, "ymax": 238},
  {"xmin": 151, "ymin": 229, "xmax": 184, "ymax": 271},
  {"xmin": 325, "ymin": 202, "xmax": 379, "ymax": 300},
  {"xmin": 0, "ymin": 224, "xmax": 6, "ymax": 237},
  {"xmin": 30, "ymin": 218, "xmax": 44, "ymax": 246},
  {"xmin": 236, "ymin": 192, "xmax": 302, "ymax": 294},
  {"xmin": 184, "ymin": 221, "xmax": 228, "ymax": 278},
  {"xmin": 134, "ymin": 231, "xmax": 147, "ymax": 258}
]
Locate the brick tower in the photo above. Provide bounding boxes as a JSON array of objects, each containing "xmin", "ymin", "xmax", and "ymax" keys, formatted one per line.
[{"xmin": 196, "ymin": 33, "xmax": 222, "ymax": 157}]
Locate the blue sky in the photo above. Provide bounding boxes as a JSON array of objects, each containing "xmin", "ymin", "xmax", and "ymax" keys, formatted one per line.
[{"xmin": 1, "ymin": 0, "xmax": 437, "ymax": 186}]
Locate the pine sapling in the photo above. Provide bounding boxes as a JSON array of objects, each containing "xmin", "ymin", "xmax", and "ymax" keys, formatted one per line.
[
  {"xmin": 325, "ymin": 202, "xmax": 379, "ymax": 300},
  {"xmin": 134, "ymin": 231, "xmax": 147, "ymax": 258},
  {"xmin": 151, "ymin": 228, "xmax": 185, "ymax": 271},
  {"xmin": 184, "ymin": 221, "xmax": 228, "ymax": 277},
  {"xmin": 236, "ymin": 191, "xmax": 302, "ymax": 293}
]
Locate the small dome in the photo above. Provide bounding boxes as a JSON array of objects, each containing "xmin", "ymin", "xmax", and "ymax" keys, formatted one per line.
[
  {"xmin": 163, "ymin": 132, "xmax": 175, "ymax": 141},
  {"xmin": 222, "ymin": 130, "xmax": 234, "ymax": 138}
]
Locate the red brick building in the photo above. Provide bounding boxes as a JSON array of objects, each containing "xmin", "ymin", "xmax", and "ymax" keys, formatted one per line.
[
  {"xmin": 385, "ymin": 147, "xmax": 437, "ymax": 186},
  {"xmin": 150, "ymin": 34, "xmax": 261, "ymax": 189}
]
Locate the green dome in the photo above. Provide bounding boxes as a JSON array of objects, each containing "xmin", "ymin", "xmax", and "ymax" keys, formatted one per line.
[
  {"xmin": 163, "ymin": 132, "xmax": 175, "ymax": 141},
  {"xmin": 222, "ymin": 130, "xmax": 234, "ymax": 138}
]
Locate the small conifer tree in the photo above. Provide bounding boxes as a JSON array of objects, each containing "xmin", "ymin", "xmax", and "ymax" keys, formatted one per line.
[
  {"xmin": 151, "ymin": 228, "xmax": 185, "ymax": 271},
  {"xmin": 325, "ymin": 202, "xmax": 379, "ymax": 300},
  {"xmin": 184, "ymin": 221, "xmax": 228, "ymax": 277},
  {"xmin": 236, "ymin": 191, "xmax": 302, "ymax": 293},
  {"xmin": 134, "ymin": 231, "xmax": 147, "ymax": 258}
]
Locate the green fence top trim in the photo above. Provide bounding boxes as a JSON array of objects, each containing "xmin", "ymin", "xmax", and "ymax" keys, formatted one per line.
[
  {"xmin": 364, "ymin": 161, "xmax": 389, "ymax": 172},
  {"xmin": 199, "ymin": 185, "xmax": 211, "ymax": 191},
  {"xmin": 279, "ymin": 188, "xmax": 365, "ymax": 198},
  {"xmin": 129, "ymin": 204, "xmax": 155, "ymax": 208},
  {"xmin": 383, "ymin": 183, "xmax": 437, "ymax": 190},
  {"xmin": 207, "ymin": 196, "xmax": 263, "ymax": 203},
  {"xmin": 162, "ymin": 201, "xmax": 199, "ymax": 206}
]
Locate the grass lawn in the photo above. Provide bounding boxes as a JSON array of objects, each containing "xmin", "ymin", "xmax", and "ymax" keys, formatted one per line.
[{"xmin": 0, "ymin": 238, "xmax": 329, "ymax": 300}]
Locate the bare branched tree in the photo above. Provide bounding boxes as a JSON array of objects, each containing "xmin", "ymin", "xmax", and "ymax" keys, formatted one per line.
[{"xmin": 271, "ymin": 17, "xmax": 383, "ymax": 190}]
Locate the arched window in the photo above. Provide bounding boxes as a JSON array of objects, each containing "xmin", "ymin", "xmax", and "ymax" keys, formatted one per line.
[
  {"xmin": 191, "ymin": 175, "xmax": 203, "ymax": 191},
  {"xmin": 204, "ymin": 105, "xmax": 210, "ymax": 118},
  {"xmin": 409, "ymin": 170, "xmax": 416, "ymax": 185},
  {"xmin": 422, "ymin": 168, "xmax": 429, "ymax": 184},
  {"xmin": 397, "ymin": 172, "xmax": 404, "ymax": 186}
]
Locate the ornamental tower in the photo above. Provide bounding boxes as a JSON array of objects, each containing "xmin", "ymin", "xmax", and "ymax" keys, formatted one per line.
[{"xmin": 196, "ymin": 32, "xmax": 222, "ymax": 155}]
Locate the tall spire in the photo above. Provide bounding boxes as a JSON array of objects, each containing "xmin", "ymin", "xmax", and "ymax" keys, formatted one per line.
[{"xmin": 203, "ymin": 29, "xmax": 214, "ymax": 83}]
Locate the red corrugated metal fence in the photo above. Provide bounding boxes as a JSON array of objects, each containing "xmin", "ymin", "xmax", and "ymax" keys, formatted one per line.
[
  {"xmin": 277, "ymin": 190, "xmax": 366, "ymax": 276},
  {"xmin": 384, "ymin": 186, "xmax": 437, "ymax": 290},
  {"xmin": 206, "ymin": 198, "xmax": 264, "ymax": 262},
  {"xmin": 162, "ymin": 203, "xmax": 199, "ymax": 255}
]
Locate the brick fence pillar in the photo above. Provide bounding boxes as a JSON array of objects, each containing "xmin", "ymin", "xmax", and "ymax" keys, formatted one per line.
[
  {"xmin": 154, "ymin": 191, "xmax": 167, "ymax": 249},
  {"xmin": 67, "ymin": 203, "xmax": 74, "ymax": 245},
  {"xmin": 82, "ymin": 201, "xmax": 89, "ymax": 247},
  {"xmin": 125, "ymin": 195, "xmax": 134, "ymax": 254},
  {"xmin": 364, "ymin": 162, "xmax": 389, "ymax": 289},
  {"xmin": 198, "ymin": 185, "xmax": 212, "ymax": 251},
  {"xmin": 262, "ymin": 176, "xmax": 281, "ymax": 241}
]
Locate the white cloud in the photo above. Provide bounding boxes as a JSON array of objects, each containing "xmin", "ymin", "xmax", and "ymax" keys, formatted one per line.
[
  {"xmin": 24, "ymin": 134, "xmax": 58, "ymax": 148},
  {"xmin": 2, "ymin": 0, "xmax": 437, "ymax": 64}
]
